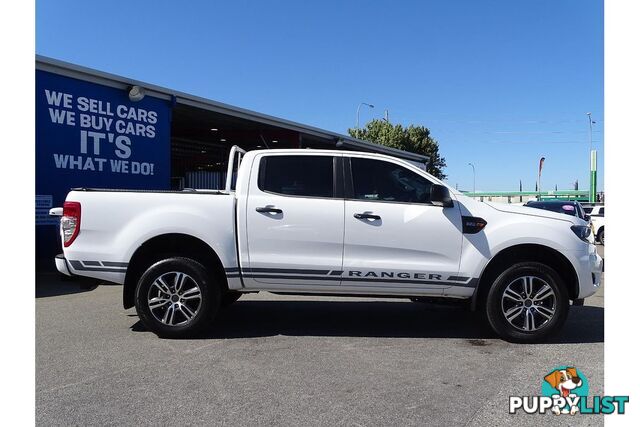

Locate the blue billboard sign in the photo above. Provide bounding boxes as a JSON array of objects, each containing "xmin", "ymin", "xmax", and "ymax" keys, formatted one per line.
[
  {"xmin": 36, "ymin": 70, "xmax": 171, "ymax": 200},
  {"xmin": 36, "ymin": 70, "xmax": 172, "ymax": 260}
]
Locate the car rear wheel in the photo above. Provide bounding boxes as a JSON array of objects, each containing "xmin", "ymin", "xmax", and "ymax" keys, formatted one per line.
[
  {"xmin": 597, "ymin": 228, "xmax": 604, "ymax": 245},
  {"xmin": 134, "ymin": 257, "xmax": 220, "ymax": 338},
  {"xmin": 485, "ymin": 262, "xmax": 569, "ymax": 343}
]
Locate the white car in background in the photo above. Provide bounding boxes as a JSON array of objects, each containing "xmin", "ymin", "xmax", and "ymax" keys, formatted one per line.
[{"xmin": 583, "ymin": 205, "xmax": 605, "ymax": 245}]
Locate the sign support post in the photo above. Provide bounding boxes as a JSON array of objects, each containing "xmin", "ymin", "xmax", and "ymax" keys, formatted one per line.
[{"xmin": 589, "ymin": 150, "xmax": 597, "ymax": 203}]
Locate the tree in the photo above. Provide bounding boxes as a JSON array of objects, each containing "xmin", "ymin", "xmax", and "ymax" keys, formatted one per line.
[{"xmin": 348, "ymin": 119, "xmax": 447, "ymax": 179}]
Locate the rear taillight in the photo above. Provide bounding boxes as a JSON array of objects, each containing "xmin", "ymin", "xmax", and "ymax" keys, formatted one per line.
[{"xmin": 61, "ymin": 201, "xmax": 81, "ymax": 247}]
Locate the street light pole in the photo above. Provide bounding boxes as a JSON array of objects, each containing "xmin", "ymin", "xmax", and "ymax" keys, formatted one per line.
[
  {"xmin": 468, "ymin": 163, "xmax": 476, "ymax": 196},
  {"xmin": 356, "ymin": 102, "xmax": 374, "ymax": 128}
]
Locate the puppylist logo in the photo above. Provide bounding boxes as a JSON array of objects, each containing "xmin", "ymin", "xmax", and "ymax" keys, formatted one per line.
[{"xmin": 509, "ymin": 366, "xmax": 629, "ymax": 415}]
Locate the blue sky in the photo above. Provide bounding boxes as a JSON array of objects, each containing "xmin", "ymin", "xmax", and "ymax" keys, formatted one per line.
[{"xmin": 36, "ymin": 0, "xmax": 603, "ymax": 191}]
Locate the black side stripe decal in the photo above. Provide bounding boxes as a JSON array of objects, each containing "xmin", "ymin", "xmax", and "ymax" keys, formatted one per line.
[
  {"xmin": 224, "ymin": 267, "xmax": 476, "ymax": 288},
  {"xmin": 227, "ymin": 267, "xmax": 335, "ymax": 275},
  {"xmin": 244, "ymin": 280, "xmax": 479, "ymax": 290},
  {"xmin": 69, "ymin": 260, "xmax": 127, "ymax": 273},
  {"xmin": 102, "ymin": 261, "xmax": 129, "ymax": 267},
  {"xmin": 244, "ymin": 274, "xmax": 341, "ymax": 281},
  {"xmin": 245, "ymin": 268, "xmax": 331, "ymax": 275},
  {"xmin": 241, "ymin": 274, "xmax": 478, "ymax": 288}
]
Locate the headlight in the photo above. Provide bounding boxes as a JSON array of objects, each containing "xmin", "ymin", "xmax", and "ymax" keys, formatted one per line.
[{"xmin": 571, "ymin": 225, "xmax": 591, "ymax": 242}]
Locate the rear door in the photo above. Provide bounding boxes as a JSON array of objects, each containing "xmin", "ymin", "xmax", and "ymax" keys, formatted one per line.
[
  {"xmin": 242, "ymin": 153, "xmax": 345, "ymax": 288},
  {"xmin": 341, "ymin": 155, "xmax": 464, "ymax": 293}
]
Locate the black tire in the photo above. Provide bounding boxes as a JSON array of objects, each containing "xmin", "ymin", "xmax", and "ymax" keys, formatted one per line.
[
  {"xmin": 134, "ymin": 257, "xmax": 220, "ymax": 338},
  {"xmin": 485, "ymin": 262, "xmax": 569, "ymax": 343},
  {"xmin": 221, "ymin": 290, "xmax": 242, "ymax": 307},
  {"xmin": 597, "ymin": 228, "xmax": 604, "ymax": 245}
]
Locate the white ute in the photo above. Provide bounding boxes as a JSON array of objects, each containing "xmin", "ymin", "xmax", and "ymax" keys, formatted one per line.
[
  {"xmin": 51, "ymin": 147, "xmax": 603, "ymax": 342},
  {"xmin": 585, "ymin": 205, "xmax": 605, "ymax": 245}
]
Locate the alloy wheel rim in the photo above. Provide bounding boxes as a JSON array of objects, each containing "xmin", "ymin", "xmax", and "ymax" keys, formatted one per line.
[
  {"xmin": 501, "ymin": 275, "xmax": 556, "ymax": 332},
  {"xmin": 147, "ymin": 271, "xmax": 202, "ymax": 326}
]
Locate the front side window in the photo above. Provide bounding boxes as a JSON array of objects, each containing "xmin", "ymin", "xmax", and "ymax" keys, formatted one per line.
[
  {"xmin": 259, "ymin": 155, "xmax": 334, "ymax": 198},
  {"xmin": 350, "ymin": 157, "xmax": 433, "ymax": 203}
]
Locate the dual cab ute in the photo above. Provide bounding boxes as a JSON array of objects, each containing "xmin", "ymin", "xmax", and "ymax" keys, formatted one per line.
[{"xmin": 52, "ymin": 147, "xmax": 603, "ymax": 342}]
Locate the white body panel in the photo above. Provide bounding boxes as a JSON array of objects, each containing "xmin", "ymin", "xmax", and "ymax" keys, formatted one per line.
[
  {"xmin": 451, "ymin": 198, "xmax": 602, "ymax": 299},
  {"xmin": 55, "ymin": 148, "xmax": 602, "ymax": 302},
  {"xmin": 339, "ymin": 152, "xmax": 464, "ymax": 294},
  {"xmin": 241, "ymin": 152, "xmax": 345, "ymax": 288},
  {"xmin": 60, "ymin": 190, "xmax": 237, "ymax": 285},
  {"xmin": 343, "ymin": 200, "xmax": 464, "ymax": 293}
]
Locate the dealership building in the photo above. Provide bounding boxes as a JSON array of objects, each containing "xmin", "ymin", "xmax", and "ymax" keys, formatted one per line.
[{"xmin": 35, "ymin": 56, "xmax": 427, "ymax": 266}]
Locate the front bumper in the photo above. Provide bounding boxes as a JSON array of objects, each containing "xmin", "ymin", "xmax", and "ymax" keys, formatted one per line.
[
  {"xmin": 55, "ymin": 254, "xmax": 72, "ymax": 276},
  {"xmin": 574, "ymin": 244, "xmax": 603, "ymax": 299}
]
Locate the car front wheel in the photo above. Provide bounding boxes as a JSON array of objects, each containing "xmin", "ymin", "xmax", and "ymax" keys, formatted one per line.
[
  {"xmin": 134, "ymin": 257, "xmax": 220, "ymax": 338},
  {"xmin": 485, "ymin": 262, "xmax": 569, "ymax": 343}
]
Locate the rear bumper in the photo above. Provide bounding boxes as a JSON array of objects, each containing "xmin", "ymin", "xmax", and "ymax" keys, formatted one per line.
[{"xmin": 55, "ymin": 254, "xmax": 72, "ymax": 276}]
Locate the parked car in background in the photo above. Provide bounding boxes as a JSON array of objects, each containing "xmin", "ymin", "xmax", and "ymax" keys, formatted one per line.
[
  {"xmin": 524, "ymin": 200, "xmax": 594, "ymax": 244},
  {"xmin": 583, "ymin": 205, "xmax": 605, "ymax": 245},
  {"xmin": 523, "ymin": 200, "xmax": 590, "ymax": 222}
]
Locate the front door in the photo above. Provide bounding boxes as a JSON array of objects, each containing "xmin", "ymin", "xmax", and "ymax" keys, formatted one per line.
[
  {"xmin": 243, "ymin": 154, "xmax": 344, "ymax": 288},
  {"xmin": 342, "ymin": 156, "xmax": 464, "ymax": 294}
]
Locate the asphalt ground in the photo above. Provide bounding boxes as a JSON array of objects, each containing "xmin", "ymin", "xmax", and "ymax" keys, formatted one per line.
[{"xmin": 36, "ymin": 246, "xmax": 604, "ymax": 426}]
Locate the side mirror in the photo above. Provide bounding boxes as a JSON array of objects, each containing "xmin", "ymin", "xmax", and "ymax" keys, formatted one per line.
[
  {"xmin": 430, "ymin": 184, "xmax": 454, "ymax": 208},
  {"xmin": 584, "ymin": 214, "xmax": 591, "ymax": 222}
]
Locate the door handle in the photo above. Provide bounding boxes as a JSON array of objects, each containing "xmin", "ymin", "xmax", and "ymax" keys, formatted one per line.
[
  {"xmin": 354, "ymin": 212, "xmax": 381, "ymax": 220},
  {"xmin": 256, "ymin": 206, "xmax": 283, "ymax": 214}
]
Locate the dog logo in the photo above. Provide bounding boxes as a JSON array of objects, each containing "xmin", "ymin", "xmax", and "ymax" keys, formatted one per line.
[
  {"xmin": 510, "ymin": 366, "xmax": 628, "ymax": 415},
  {"xmin": 542, "ymin": 366, "xmax": 589, "ymax": 415}
]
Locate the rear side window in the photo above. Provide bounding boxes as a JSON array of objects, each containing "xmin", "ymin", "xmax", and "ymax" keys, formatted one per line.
[
  {"xmin": 350, "ymin": 157, "xmax": 433, "ymax": 203},
  {"xmin": 259, "ymin": 155, "xmax": 334, "ymax": 198}
]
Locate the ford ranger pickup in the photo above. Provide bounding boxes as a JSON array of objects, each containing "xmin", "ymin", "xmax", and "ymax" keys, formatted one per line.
[{"xmin": 51, "ymin": 146, "xmax": 603, "ymax": 342}]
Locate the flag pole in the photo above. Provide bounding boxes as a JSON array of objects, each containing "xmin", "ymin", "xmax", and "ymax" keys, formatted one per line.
[{"xmin": 537, "ymin": 157, "xmax": 546, "ymax": 200}]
